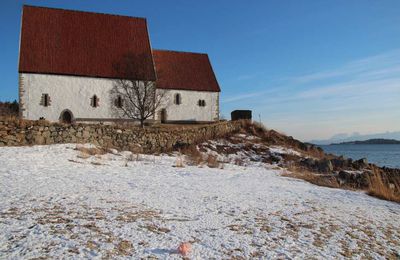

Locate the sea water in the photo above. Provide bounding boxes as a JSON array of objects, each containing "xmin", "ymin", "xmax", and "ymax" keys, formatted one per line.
[{"xmin": 319, "ymin": 144, "xmax": 400, "ymax": 169}]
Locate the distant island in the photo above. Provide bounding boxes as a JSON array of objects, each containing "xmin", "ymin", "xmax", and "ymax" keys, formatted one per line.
[{"xmin": 330, "ymin": 138, "xmax": 400, "ymax": 145}]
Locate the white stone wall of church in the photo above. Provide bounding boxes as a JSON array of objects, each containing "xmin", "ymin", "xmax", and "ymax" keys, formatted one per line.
[
  {"xmin": 20, "ymin": 73, "xmax": 132, "ymax": 121},
  {"xmin": 156, "ymin": 89, "xmax": 219, "ymax": 122},
  {"xmin": 20, "ymin": 73, "xmax": 219, "ymax": 122}
]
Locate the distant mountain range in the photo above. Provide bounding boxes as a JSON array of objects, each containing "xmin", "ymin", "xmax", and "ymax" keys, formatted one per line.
[
  {"xmin": 330, "ymin": 138, "xmax": 400, "ymax": 145},
  {"xmin": 310, "ymin": 131, "xmax": 400, "ymax": 145}
]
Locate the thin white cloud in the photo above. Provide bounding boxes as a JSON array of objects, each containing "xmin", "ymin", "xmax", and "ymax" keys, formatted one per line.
[
  {"xmin": 290, "ymin": 48, "xmax": 400, "ymax": 84},
  {"xmin": 222, "ymin": 48, "xmax": 400, "ymax": 140},
  {"xmin": 222, "ymin": 87, "xmax": 283, "ymax": 103},
  {"xmin": 223, "ymin": 49, "xmax": 400, "ymax": 105},
  {"xmin": 236, "ymin": 74, "xmax": 257, "ymax": 81}
]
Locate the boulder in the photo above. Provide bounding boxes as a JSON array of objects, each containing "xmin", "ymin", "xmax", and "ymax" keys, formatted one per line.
[
  {"xmin": 330, "ymin": 156, "xmax": 348, "ymax": 169},
  {"xmin": 82, "ymin": 130, "xmax": 90, "ymax": 139},
  {"xmin": 353, "ymin": 158, "xmax": 369, "ymax": 169},
  {"xmin": 301, "ymin": 158, "xmax": 316, "ymax": 169},
  {"xmin": 34, "ymin": 134, "xmax": 45, "ymax": 145},
  {"xmin": 317, "ymin": 159, "xmax": 333, "ymax": 173},
  {"xmin": 337, "ymin": 170, "xmax": 370, "ymax": 188}
]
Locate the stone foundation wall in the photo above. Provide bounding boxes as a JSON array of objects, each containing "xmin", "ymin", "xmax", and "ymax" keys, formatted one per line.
[{"xmin": 0, "ymin": 119, "xmax": 243, "ymax": 153}]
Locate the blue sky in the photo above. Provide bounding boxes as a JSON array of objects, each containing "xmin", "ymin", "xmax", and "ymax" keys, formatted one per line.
[{"xmin": 1, "ymin": 0, "xmax": 400, "ymax": 141}]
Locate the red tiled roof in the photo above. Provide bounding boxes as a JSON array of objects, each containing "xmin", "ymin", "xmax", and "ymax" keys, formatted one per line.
[
  {"xmin": 19, "ymin": 6, "xmax": 156, "ymax": 81},
  {"xmin": 153, "ymin": 50, "xmax": 221, "ymax": 92}
]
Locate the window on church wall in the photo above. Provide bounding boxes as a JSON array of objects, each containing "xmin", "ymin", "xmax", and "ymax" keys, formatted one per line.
[
  {"xmin": 198, "ymin": 99, "xmax": 206, "ymax": 107},
  {"xmin": 115, "ymin": 96, "xmax": 123, "ymax": 108},
  {"xmin": 40, "ymin": 93, "xmax": 51, "ymax": 107},
  {"xmin": 91, "ymin": 95, "xmax": 99, "ymax": 108},
  {"xmin": 174, "ymin": 93, "xmax": 181, "ymax": 105}
]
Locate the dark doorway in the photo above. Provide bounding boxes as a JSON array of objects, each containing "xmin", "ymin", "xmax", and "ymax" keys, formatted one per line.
[
  {"xmin": 60, "ymin": 110, "xmax": 73, "ymax": 124},
  {"xmin": 160, "ymin": 109, "xmax": 167, "ymax": 123}
]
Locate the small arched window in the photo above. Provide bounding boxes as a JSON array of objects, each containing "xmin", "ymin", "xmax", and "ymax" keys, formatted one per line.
[
  {"xmin": 174, "ymin": 93, "xmax": 181, "ymax": 105},
  {"xmin": 115, "ymin": 96, "xmax": 123, "ymax": 108},
  {"xmin": 41, "ymin": 93, "xmax": 51, "ymax": 107},
  {"xmin": 198, "ymin": 99, "xmax": 206, "ymax": 107},
  {"xmin": 91, "ymin": 95, "xmax": 99, "ymax": 108}
]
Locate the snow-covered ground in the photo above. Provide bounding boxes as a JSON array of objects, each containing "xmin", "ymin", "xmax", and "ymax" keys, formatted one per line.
[{"xmin": 0, "ymin": 144, "xmax": 399, "ymax": 259}]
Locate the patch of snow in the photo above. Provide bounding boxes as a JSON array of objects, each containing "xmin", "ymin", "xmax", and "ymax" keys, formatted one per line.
[
  {"xmin": 269, "ymin": 146, "xmax": 302, "ymax": 156},
  {"xmin": 232, "ymin": 133, "xmax": 261, "ymax": 141},
  {"xmin": 0, "ymin": 144, "xmax": 399, "ymax": 259}
]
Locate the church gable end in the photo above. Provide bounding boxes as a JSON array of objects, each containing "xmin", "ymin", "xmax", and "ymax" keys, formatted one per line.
[{"xmin": 153, "ymin": 50, "xmax": 221, "ymax": 92}]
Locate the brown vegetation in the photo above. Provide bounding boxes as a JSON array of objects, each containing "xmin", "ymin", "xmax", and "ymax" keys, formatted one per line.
[
  {"xmin": 180, "ymin": 144, "xmax": 222, "ymax": 168},
  {"xmin": 240, "ymin": 120, "xmax": 324, "ymax": 159},
  {"xmin": 282, "ymin": 167, "xmax": 340, "ymax": 189},
  {"xmin": 367, "ymin": 168, "xmax": 400, "ymax": 203},
  {"xmin": 181, "ymin": 145, "xmax": 203, "ymax": 166},
  {"xmin": 74, "ymin": 145, "xmax": 106, "ymax": 156},
  {"xmin": 283, "ymin": 166, "xmax": 400, "ymax": 203},
  {"xmin": 206, "ymin": 154, "xmax": 220, "ymax": 168},
  {"xmin": 0, "ymin": 101, "xmax": 19, "ymax": 117}
]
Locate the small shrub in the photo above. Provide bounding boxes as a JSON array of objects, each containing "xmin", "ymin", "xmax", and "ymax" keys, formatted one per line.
[
  {"xmin": 206, "ymin": 154, "xmax": 220, "ymax": 168},
  {"xmin": 181, "ymin": 145, "xmax": 203, "ymax": 166}
]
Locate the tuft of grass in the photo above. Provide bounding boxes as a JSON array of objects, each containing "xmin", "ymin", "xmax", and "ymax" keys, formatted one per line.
[
  {"xmin": 175, "ymin": 156, "xmax": 184, "ymax": 168},
  {"xmin": 241, "ymin": 120, "xmax": 268, "ymax": 136},
  {"xmin": 181, "ymin": 145, "xmax": 203, "ymax": 166},
  {"xmin": 75, "ymin": 145, "xmax": 106, "ymax": 156},
  {"xmin": 180, "ymin": 144, "xmax": 223, "ymax": 168},
  {"xmin": 282, "ymin": 166, "xmax": 339, "ymax": 189},
  {"xmin": 367, "ymin": 169, "xmax": 400, "ymax": 203},
  {"xmin": 206, "ymin": 154, "xmax": 220, "ymax": 168},
  {"xmin": 116, "ymin": 240, "xmax": 133, "ymax": 256}
]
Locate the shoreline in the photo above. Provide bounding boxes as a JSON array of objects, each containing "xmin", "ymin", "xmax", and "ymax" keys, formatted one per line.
[{"xmin": 319, "ymin": 144, "xmax": 400, "ymax": 170}]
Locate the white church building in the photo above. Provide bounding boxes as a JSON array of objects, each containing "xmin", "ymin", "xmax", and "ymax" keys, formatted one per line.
[{"xmin": 18, "ymin": 6, "xmax": 220, "ymax": 124}]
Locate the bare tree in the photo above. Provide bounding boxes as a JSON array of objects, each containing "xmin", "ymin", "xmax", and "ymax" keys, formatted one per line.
[{"xmin": 110, "ymin": 53, "xmax": 166, "ymax": 128}]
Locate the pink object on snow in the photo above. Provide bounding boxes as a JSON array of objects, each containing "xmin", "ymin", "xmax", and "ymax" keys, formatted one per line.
[{"xmin": 178, "ymin": 242, "xmax": 192, "ymax": 256}]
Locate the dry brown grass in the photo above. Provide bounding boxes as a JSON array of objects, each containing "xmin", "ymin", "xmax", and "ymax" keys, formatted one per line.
[
  {"xmin": 74, "ymin": 145, "xmax": 106, "ymax": 157},
  {"xmin": 181, "ymin": 145, "xmax": 203, "ymax": 165},
  {"xmin": 206, "ymin": 154, "xmax": 220, "ymax": 168},
  {"xmin": 116, "ymin": 240, "xmax": 134, "ymax": 256},
  {"xmin": 241, "ymin": 120, "xmax": 268, "ymax": 136},
  {"xmin": 282, "ymin": 166, "xmax": 340, "ymax": 189},
  {"xmin": 285, "ymin": 166, "xmax": 400, "ymax": 203},
  {"xmin": 143, "ymin": 224, "xmax": 170, "ymax": 234},
  {"xmin": 367, "ymin": 169, "xmax": 400, "ymax": 203},
  {"xmin": 180, "ymin": 145, "xmax": 223, "ymax": 168}
]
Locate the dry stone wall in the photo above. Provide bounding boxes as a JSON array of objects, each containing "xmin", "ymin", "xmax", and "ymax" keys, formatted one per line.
[{"xmin": 0, "ymin": 119, "xmax": 243, "ymax": 153}]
